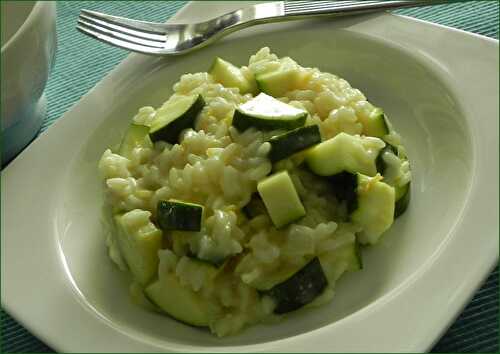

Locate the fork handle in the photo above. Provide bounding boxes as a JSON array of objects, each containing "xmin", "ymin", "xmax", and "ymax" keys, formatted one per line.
[
  {"xmin": 246, "ymin": 0, "xmax": 448, "ymax": 23},
  {"xmin": 197, "ymin": 1, "xmax": 449, "ymax": 55}
]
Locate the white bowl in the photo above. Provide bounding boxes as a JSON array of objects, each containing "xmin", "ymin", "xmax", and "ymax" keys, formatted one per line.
[
  {"xmin": 1, "ymin": 1, "xmax": 56, "ymax": 165},
  {"xmin": 1, "ymin": 2, "xmax": 498, "ymax": 352}
]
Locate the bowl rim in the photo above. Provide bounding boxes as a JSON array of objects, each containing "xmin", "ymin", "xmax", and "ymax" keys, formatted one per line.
[{"xmin": 1, "ymin": 1, "xmax": 42, "ymax": 53}]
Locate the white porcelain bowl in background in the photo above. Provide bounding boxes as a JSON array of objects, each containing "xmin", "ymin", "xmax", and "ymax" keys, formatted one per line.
[{"xmin": 1, "ymin": 1, "xmax": 56, "ymax": 165}]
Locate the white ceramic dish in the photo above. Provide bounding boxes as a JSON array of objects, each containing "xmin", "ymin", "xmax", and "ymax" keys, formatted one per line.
[
  {"xmin": 2, "ymin": 2, "xmax": 498, "ymax": 352},
  {"xmin": 1, "ymin": 1, "xmax": 57, "ymax": 165}
]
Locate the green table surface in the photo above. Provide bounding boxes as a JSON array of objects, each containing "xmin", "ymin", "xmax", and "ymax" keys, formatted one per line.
[{"xmin": 1, "ymin": 1, "xmax": 498, "ymax": 352}]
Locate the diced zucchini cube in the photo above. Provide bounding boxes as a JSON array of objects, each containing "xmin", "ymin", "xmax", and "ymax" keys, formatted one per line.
[
  {"xmin": 157, "ymin": 200, "xmax": 204, "ymax": 232},
  {"xmin": 306, "ymin": 132, "xmax": 384, "ymax": 177},
  {"xmin": 257, "ymin": 171, "xmax": 305, "ymax": 228},
  {"xmin": 351, "ymin": 174, "xmax": 395, "ymax": 245},
  {"xmin": 114, "ymin": 210, "xmax": 162, "ymax": 285},
  {"xmin": 209, "ymin": 57, "xmax": 258, "ymax": 95}
]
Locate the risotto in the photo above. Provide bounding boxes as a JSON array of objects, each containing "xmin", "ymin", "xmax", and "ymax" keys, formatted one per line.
[{"xmin": 98, "ymin": 47, "xmax": 412, "ymax": 337}]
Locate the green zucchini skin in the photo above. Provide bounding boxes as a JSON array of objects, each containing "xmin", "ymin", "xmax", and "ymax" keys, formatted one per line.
[
  {"xmin": 157, "ymin": 200, "xmax": 204, "ymax": 232},
  {"xmin": 382, "ymin": 114, "xmax": 391, "ymax": 134},
  {"xmin": 355, "ymin": 241, "xmax": 364, "ymax": 270},
  {"xmin": 186, "ymin": 251, "xmax": 227, "ymax": 268},
  {"xmin": 232, "ymin": 93, "xmax": 307, "ymax": 132},
  {"xmin": 370, "ymin": 111, "xmax": 391, "ymax": 138},
  {"xmin": 358, "ymin": 107, "xmax": 390, "ymax": 138},
  {"xmin": 268, "ymin": 125, "xmax": 321, "ymax": 162},
  {"xmin": 394, "ymin": 182, "xmax": 411, "ymax": 218},
  {"xmin": 375, "ymin": 144, "xmax": 398, "ymax": 175},
  {"xmin": 328, "ymin": 171, "xmax": 358, "ymax": 214},
  {"xmin": 264, "ymin": 257, "xmax": 328, "ymax": 314},
  {"xmin": 242, "ymin": 193, "xmax": 267, "ymax": 219},
  {"xmin": 232, "ymin": 109, "xmax": 306, "ymax": 132},
  {"xmin": 149, "ymin": 95, "xmax": 205, "ymax": 144},
  {"xmin": 375, "ymin": 144, "xmax": 411, "ymax": 218}
]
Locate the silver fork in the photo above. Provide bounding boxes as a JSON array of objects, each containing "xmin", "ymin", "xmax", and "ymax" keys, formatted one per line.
[{"xmin": 77, "ymin": 0, "xmax": 447, "ymax": 56}]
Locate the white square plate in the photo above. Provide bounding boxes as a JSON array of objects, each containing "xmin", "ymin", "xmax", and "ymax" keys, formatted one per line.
[{"xmin": 2, "ymin": 2, "xmax": 498, "ymax": 352}]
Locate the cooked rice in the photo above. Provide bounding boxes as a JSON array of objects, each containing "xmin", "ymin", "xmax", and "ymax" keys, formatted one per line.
[{"xmin": 99, "ymin": 47, "xmax": 411, "ymax": 337}]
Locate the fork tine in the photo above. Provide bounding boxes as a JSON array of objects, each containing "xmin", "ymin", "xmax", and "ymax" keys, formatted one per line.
[
  {"xmin": 76, "ymin": 24, "xmax": 164, "ymax": 55},
  {"xmin": 78, "ymin": 19, "xmax": 165, "ymax": 49},
  {"xmin": 77, "ymin": 18, "xmax": 166, "ymax": 49},
  {"xmin": 80, "ymin": 9, "xmax": 167, "ymax": 35},
  {"xmin": 79, "ymin": 13, "xmax": 166, "ymax": 42}
]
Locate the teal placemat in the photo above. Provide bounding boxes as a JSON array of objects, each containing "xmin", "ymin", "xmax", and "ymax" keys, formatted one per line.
[{"xmin": 1, "ymin": 1, "xmax": 498, "ymax": 352}]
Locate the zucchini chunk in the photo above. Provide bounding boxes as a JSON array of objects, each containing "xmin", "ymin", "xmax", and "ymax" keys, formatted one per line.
[
  {"xmin": 257, "ymin": 170, "xmax": 306, "ymax": 228},
  {"xmin": 394, "ymin": 182, "xmax": 411, "ymax": 218},
  {"xmin": 376, "ymin": 144, "xmax": 411, "ymax": 218},
  {"xmin": 232, "ymin": 93, "xmax": 307, "ymax": 131},
  {"xmin": 119, "ymin": 123, "xmax": 153, "ymax": 158},
  {"xmin": 319, "ymin": 239, "xmax": 363, "ymax": 284},
  {"xmin": 209, "ymin": 57, "xmax": 258, "ymax": 95},
  {"xmin": 375, "ymin": 144, "xmax": 398, "ymax": 175},
  {"xmin": 359, "ymin": 107, "xmax": 390, "ymax": 138},
  {"xmin": 144, "ymin": 272, "xmax": 211, "ymax": 327},
  {"xmin": 114, "ymin": 210, "xmax": 162, "ymax": 285},
  {"xmin": 264, "ymin": 257, "xmax": 328, "ymax": 314},
  {"xmin": 351, "ymin": 174, "xmax": 395, "ymax": 245},
  {"xmin": 305, "ymin": 132, "xmax": 384, "ymax": 177},
  {"xmin": 268, "ymin": 125, "xmax": 321, "ymax": 162},
  {"xmin": 157, "ymin": 200, "xmax": 204, "ymax": 232},
  {"xmin": 328, "ymin": 171, "xmax": 358, "ymax": 214},
  {"xmin": 255, "ymin": 57, "xmax": 307, "ymax": 97},
  {"xmin": 329, "ymin": 172, "xmax": 395, "ymax": 245},
  {"xmin": 241, "ymin": 262, "xmax": 308, "ymax": 292},
  {"xmin": 149, "ymin": 94, "xmax": 205, "ymax": 144},
  {"xmin": 169, "ymin": 232, "xmax": 226, "ymax": 267}
]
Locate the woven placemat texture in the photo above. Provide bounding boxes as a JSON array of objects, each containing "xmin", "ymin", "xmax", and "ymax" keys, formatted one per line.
[{"xmin": 1, "ymin": 1, "xmax": 498, "ymax": 352}]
